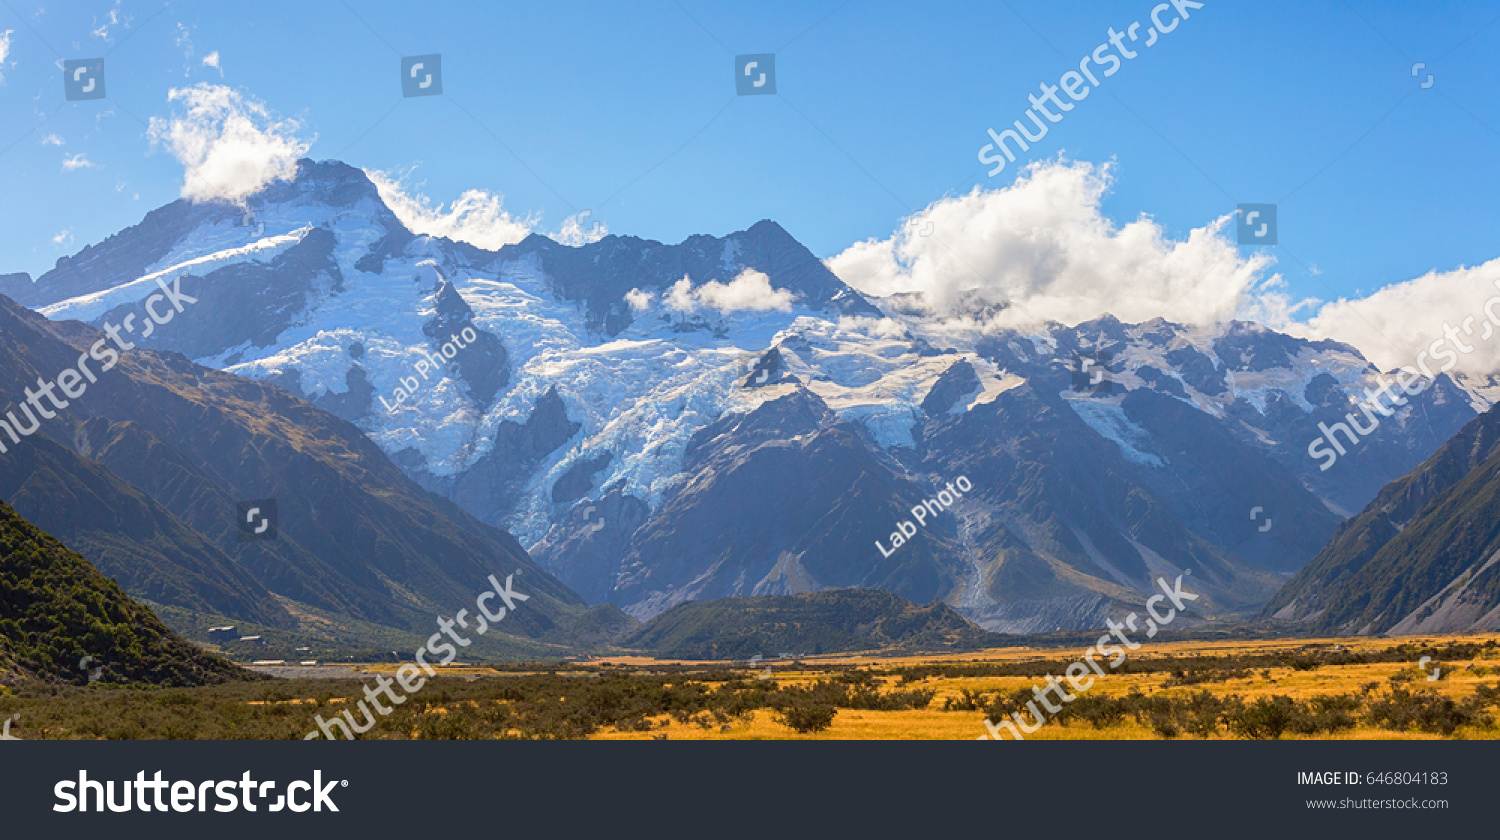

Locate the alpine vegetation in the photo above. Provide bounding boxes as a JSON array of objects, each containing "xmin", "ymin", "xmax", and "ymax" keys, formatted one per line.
[
  {"xmin": 306, "ymin": 574, "xmax": 528, "ymax": 740},
  {"xmin": 978, "ymin": 575, "xmax": 1198, "ymax": 740}
]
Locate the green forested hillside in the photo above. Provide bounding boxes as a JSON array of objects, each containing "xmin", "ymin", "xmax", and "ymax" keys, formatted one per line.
[
  {"xmin": 625, "ymin": 589, "xmax": 1007, "ymax": 659},
  {"xmin": 0, "ymin": 500, "xmax": 247, "ymax": 686}
]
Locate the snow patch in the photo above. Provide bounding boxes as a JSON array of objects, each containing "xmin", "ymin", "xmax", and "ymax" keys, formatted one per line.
[
  {"xmin": 41, "ymin": 226, "xmax": 311, "ymax": 322},
  {"xmin": 1067, "ymin": 399, "xmax": 1165, "ymax": 467}
]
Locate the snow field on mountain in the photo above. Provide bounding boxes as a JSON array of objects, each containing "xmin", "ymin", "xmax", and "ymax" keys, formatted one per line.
[
  {"xmin": 471, "ymin": 273, "xmax": 970, "ymax": 546},
  {"xmin": 40, "ymin": 224, "xmax": 312, "ymax": 323},
  {"xmin": 1066, "ymin": 399, "xmax": 1166, "ymax": 468},
  {"xmin": 33, "ymin": 172, "xmax": 1476, "ymax": 561}
]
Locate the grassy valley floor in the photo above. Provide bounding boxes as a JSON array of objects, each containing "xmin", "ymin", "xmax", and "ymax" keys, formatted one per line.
[{"xmin": 2, "ymin": 634, "xmax": 1497, "ymax": 740}]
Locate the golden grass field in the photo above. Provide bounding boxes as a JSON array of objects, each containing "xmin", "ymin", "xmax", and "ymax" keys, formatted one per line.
[
  {"xmin": 14, "ymin": 632, "xmax": 1490, "ymax": 740},
  {"xmin": 586, "ymin": 634, "xmax": 1500, "ymax": 740}
]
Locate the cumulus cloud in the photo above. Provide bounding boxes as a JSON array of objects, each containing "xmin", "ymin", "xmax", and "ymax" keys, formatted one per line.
[
  {"xmin": 838, "ymin": 314, "xmax": 908, "ymax": 340},
  {"xmin": 823, "ymin": 156, "xmax": 1500, "ymax": 376},
  {"xmin": 202, "ymin": 51, "xmax": 221, "ymax": 73},
  {"xmin": 663, "ymin": 277, "xmax": 696, "ymax": 312},
  {"xmin": 0, "ymin": 30, "xmax": 12, "ymax": 82},
  {"xmin": 61, "ymin": 152, "xmax": 95, "ymax": 170},
  {"xmin": 148, "ymin": 84, "xmax": 311, "ymax": 204},
  {"xmin": 826, "ymin": 159, "xmax": 1293, "ymax": 331},
  {"xmin": 624, "ymin": 288, "xmax": 654, "ymax": 312},
  {"xmin": 1291, "ymin": 258, "xmax": 1500, "ymax": 376},
  {"xmin": 39, "ymin": 132, "xmax": 64, "ymax": 146},
  {"xmin": 659, "ymin": 269, "xmax": 797, "ymax": 315},
  {"xmin": 367, "ymin": 169, "xmax": 535, "ymax": 250},
  {"xmin": 554, "ymin": 211, "xmax": 608, "ymax": 246},
  {"xmin": 52, "ymin": 229, "xmax": 73, "ymax": 246}
]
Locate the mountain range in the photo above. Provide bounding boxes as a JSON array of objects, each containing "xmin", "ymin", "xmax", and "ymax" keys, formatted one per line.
[
  {"xmin": 1, "ymin": 157, "xmax": 1492, "ymax": 643},
  {"xmin": 1266, "ymin": 401, "xmax": 1500, "ymax": 634},
  {"xmin": 0, "ymin": 285, "xmax": 623, "ymax": 655}
]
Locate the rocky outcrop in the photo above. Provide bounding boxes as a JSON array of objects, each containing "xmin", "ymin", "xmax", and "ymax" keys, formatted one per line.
[
  {"xmin": 499, "ymin": 219, "xmax": 882, "ymax": 335},
  {"xmin": 422, "ymin": 279, "xmax": 509, "ymax": 404}
]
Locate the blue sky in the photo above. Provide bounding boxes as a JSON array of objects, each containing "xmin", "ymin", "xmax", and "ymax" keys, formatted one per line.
[{"xmin": 1, "ymin": 0, "xmax": 1498, "ymax": 320}]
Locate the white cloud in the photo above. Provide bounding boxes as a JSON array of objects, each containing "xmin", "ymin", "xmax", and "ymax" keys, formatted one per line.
[
  {"xmin": 39, "ymin": 132, "xmax": 63, "ymax": 146},
  {"xmin": 658, "ymin": 268, "xmax": 797, "ymax": 315},
  {"xmin": 367, "ymin": 169, "xmax": 535, "ymax": 250},
  {"xmin": 554, "ymin": 211, "xmax": 608, "ymax": 246},
  {"xmin": 624, "ymin": 288, "xmax": 654, "ymax": 312},
  {"xmin": 663, "ymin": 277, "xmax": 696, "ymax": 312},
  {"xmin": 826, "ymin": 158, "xmax": 1292, "ymax": 331},
  {"xmin": 822, "ymin": 156, "xmax": 1500, "ymax": 376},
  {"xmin": 1291, "ymin": 258, "xmax": 1500, "ymax": 376},
  {"xmin": 148, "ymin": 84, "xmax": 311, "ymax": 205},
  {"xmin": 52, "ymin": 229, "xmax": 73, "ymax": 246},
  {"xmin": 61, "ymin": 152, "xmax": 95, "ymax": 170},
  {"xmin": 91, "ymin": 1, "xmax": 126, "ymax": 42},
  {"xmin": 174, "ymin": 22, "xmax": 192, "ymax": 58},
  {"xmin": 175, "ymin": 24, "xmax": 223, "ymax": 77},
  {"xmin": 838, "ymin": 314, "xmax": 908, "ymax": 340},
  {"xmin": 0, "ymin": 30, "xmax": 12, "ymax": 82}
]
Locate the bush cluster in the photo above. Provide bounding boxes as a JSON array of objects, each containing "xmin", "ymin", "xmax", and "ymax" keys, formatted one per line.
[
  {"xmin": 968, "ymin": 680, "xmax": 1500, "ymax": 739},
  {"xmin": 0, "ymin": 668, "xmax": 935, "ymax": 740}
]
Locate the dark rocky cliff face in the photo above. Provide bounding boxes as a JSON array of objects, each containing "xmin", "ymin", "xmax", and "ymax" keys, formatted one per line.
[
  {"xmin": 407, "ymin": 385, "xmax": 581, "ymax": 533},
  {"xmin": 94, "ymin": 226, "xmax": 344, "ymax": 363},
  {"xmin": 496, "ymin": 219, "xmax": 881, "ymax": 335},
  {"xmin": 422, "ymin": 279, "xmax": 510, "ymax": 405},
  {"xmin": 920, "ymin": 359, "xmax": 980, "ymax": 416}
]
